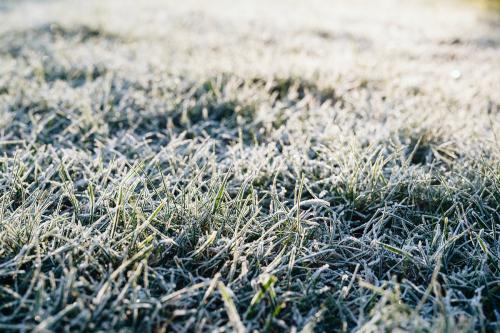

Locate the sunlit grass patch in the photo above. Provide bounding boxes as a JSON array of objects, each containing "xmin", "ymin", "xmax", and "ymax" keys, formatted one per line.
[{"xmin": 0, "ymin": 0, "xmax": 499, "ymax": 331}]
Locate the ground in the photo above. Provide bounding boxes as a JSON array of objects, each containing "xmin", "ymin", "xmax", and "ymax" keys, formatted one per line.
[{"xmin": 0, "ymin": 0, "xmax": 499, "ymax": 332}]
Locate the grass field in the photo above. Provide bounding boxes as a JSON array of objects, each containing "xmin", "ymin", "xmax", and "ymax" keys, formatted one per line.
[{"xmin": 0, "ymin": 0, "xmax": 499, "ymax": 332}]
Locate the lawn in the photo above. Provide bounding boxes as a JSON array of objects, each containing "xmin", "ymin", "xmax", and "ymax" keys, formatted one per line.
[{"xmin": 0, "ymin": 0, "xmax": 499, "ymax": 332}]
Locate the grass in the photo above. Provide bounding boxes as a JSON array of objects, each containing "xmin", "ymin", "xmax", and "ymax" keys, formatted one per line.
[{"xmin": 0, "ymin": 0, "xmax": 499, "ymax": 332}]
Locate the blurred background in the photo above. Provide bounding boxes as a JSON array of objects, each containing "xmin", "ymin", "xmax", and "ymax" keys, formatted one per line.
[{"xmin": 1, "ymin": 0, "xmax": 498, "ymax": 141}]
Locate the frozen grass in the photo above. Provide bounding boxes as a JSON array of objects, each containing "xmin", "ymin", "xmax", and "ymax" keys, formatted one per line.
[{"xmin": 0, "ymin": 0, "xmax": 499, "ymax": 332}]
